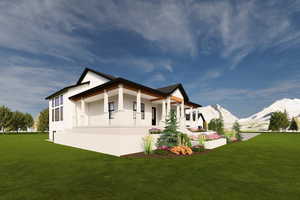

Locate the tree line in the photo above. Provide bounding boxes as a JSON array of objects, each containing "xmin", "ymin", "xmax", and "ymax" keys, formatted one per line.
[
  {"xmin": 0, "ymin": 106, "xmax": 49, "ymax": 133},
  {"xmin": 268, "ymin": 111, "xmax": 299, "ymax": 131}
]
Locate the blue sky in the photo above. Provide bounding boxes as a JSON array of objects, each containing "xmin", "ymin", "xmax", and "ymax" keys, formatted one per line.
[{"xmin": 1, "ymin": 0, "xmax": 300, "ymax": 118}]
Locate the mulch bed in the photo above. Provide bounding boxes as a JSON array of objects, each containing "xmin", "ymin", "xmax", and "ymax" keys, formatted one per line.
[
  {"xmin": 122, "ymin": 141, "xmax": 241, "ymax": 158},
  {"xmin": 121, "ymin": 149, "xmax": 213, "ymax": 158}
]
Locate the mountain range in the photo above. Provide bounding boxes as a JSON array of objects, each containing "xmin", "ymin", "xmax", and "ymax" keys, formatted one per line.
[{"xmin": 199, "ymin": 98, "xmax": 300, "ymax": 130}]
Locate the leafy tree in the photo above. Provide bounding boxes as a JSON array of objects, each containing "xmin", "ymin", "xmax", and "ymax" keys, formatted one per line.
[
  {"xmin": 268, "ymin": 111, "xmax": 290, "ymax": 131},
  {"xmin": 24, "ymin": 113, "xmax": 34, "ymax": 130},
  {"xmin": 37, "ymin": 108, "xmax": 49, "ymax": 132},
  {"xmin": 0, "ymin": 105, "xmax": 12, "ymax": 133},
  {"xmin": 9, "ymin": 111, "xmax": 26, "ymax": 133},
  {"xmin": 232, "ymin": 121, "xmax": 241, "ymax": 133},
  {"xmin": 289, "ymin": 117, "xmax": 299, "ymax": 131},
  {"xmin": 208, "ymin": 118, "xmax": 224, "ymax": 134}
]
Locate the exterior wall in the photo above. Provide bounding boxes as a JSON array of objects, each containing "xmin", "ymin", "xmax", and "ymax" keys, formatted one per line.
[
  {"xmin": 81, "ymin": 71, "xmax": 110, "ymax": 88},
  {"xmin": 49, "ymin": 72, "xmax": 111, "ymax": 140},
  {"xmin": 171, "ymin": 88, "xmax": 184, "ymax": 99},
  {"xmin": 53, "ymin": 127, "xmax": 161, "ymax": 156}
]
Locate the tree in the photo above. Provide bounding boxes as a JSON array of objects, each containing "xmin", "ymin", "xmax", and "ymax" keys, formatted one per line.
[
  {"xmin": 37, "ymin": 108, "xmax": 49, "ymax": 132},
  {"xmin": 208, "ymin": 118, "xmax": 224, "ymax": 134},
  {"xmin": 289, "ymin": 117, "xmax": 299, "ymax": 131},
  {"xmin": 9, "ymin": 111, "xmax": 26, "ymax": 133},
  {"xmin": 24, "ymin": 113, "xmax": 34, "ymax": 131},
  {"xmin": 268, "ymin": 111, "xmax": 290, "ymax": 131},
  {"xmin": 232, "ymin": 121, "xmax": 241, "ymax": 133},
  {"xmin": 157, "ymin": 110, "xmax": 179, "ymax": 147},
  {"xmin": 0, "ymin": 106, "xmax": 12, "ymax": 133}
]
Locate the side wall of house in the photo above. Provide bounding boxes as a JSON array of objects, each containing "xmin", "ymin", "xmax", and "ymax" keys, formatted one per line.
[{"xmin": 49, "ymin": 71, "xmax": 111, "ymax": 140}]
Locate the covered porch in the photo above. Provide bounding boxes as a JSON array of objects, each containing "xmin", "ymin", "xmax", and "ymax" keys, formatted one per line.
[{"xmin": 70, "ymin": 83, "xmax": 201, "ymax": 130}]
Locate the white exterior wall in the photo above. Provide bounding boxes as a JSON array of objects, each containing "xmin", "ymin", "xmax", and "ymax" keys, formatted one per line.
[
  {"xmin": 49, "ymin": 71, "xmax": 111, "ymax": 139},
  {"xmin": 82, "ymin": 71, "xmax": 111, "ymax": 88},
  {"xmin": 171, "ymin": 89, "xmax": 184, "ymax": 99}
]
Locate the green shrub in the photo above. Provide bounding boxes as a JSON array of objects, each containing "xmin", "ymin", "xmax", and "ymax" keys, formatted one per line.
[
  {"xmin": 177, "ymin": 133, "xmax": 192, "ymax": 147},
  {"xmin": 143, "ymin": 134, "xmax": 154, "ymax": 155},
  {"xmin": 289, "ymin": 118, "xmax": 299, "ymax": 131},
  {"xmin": 198, "ymin": 135, "xmax": 206, "ymax": 145},
  {"xmin": 208, "ymin": 118, "xmax": 224, "ymax": 134},
  {"xmin": 192, "ymin": 146, "xmax": 205, "ymax": 152},
  {"xmin": 232, "ymin": 121, "xmax": 241, "ymax": 133}
]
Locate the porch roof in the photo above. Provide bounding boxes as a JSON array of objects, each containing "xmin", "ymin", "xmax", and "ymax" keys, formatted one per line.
[{"xmin": 68, "ymin": 77, "xmax": 202, "ymax": 107}]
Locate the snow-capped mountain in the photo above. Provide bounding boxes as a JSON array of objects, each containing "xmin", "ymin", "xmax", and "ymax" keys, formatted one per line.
[
  {"xmin": 239, "ymin": 98, "xmax": 300, "ymax": 130},
  {"xmin": 198, "ymin": 104, "xmax": 238, "ymax": 129}
]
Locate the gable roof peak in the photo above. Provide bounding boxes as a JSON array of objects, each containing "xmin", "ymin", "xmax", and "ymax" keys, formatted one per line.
[{"xmin": 76, "ymin": 67, "xmax": 116, "ymax": 85}]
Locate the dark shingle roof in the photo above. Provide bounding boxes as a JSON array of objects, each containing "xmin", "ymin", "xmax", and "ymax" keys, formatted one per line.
[
  {"xmin": 76, "ymin": 68, "xmax": 116, "ymax": 84},
  {"xmin": 156, "ymin": 83, "xmax": 181, "ymax": 94},
  {"xmin": 45, "ymin": 81, "xmax": 90, "ymax": 100}
]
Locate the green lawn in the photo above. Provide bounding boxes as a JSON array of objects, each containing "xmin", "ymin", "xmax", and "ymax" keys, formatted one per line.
[{"xmin": 1, "ymin": 134, "xmax": 300, "ymax": 200}]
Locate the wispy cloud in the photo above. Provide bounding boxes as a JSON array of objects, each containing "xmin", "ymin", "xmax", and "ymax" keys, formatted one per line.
[
  {"xmin": 0, "ymin": 63, "xmax": 77, "ymax": 115},
  {"xmin": 194, "ymin": 78, "xmax": 300, "ymax": 103}
]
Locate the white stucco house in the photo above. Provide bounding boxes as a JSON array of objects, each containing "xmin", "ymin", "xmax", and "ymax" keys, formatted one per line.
[{"xmin": 46, "ymin": 68, "xmax": 205, "ymax": 156}]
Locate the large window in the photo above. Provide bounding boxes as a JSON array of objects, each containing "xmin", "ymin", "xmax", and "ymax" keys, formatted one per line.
[
  {"xmin": 141, "ymin": 103, "xmax": 145, "ymax": 120},
  {"xmin": 133, "ymin": 102, "xmax": 145, "ymax": 120},
  {"xmin": 108, "ymin": 102, "xmax": 115, "ymax": 119},
  {"xmin": 52, "ymin": 95, "xmax": 63, "ymax": 122}
]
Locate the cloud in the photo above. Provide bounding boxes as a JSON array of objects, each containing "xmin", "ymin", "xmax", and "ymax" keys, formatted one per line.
[
  {"xmin": 1, "ymin": 0, "xmax": 300, "ymax": 69},
  {"xmin": 193, "ymin": 78, "xmax": 300, "ymax": 103},
  {"xmin": 97, "ymin": 57, "xmax": 173, "ymax": 73},
  {"xmin": 191, "ymin": 0, "xmax": 300, "ymax": 69},
  {"xmin": 0, "ymin": 64, "xmax": 77, "ymax": 115}
]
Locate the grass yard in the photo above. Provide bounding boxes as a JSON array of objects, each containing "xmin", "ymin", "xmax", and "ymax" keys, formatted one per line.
[{"xmin": 1, "ymin": 134, "xmax": 300, "ymax": 200}]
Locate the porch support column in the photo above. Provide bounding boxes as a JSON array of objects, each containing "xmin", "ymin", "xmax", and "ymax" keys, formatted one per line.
[
  {"xmin": 103, "ymin": 90, "xmax": 109, "ymax": 125},
  {"xmin": 104, "ymin": 90, "xmax": 108, "ymax": 113},
  {"xmin": 81, "ymin": 99, "xmax": 87, "ymax": 126},
  {"xmin": 190, "ymin": 107, "xmax": 193, "ymax": 125},
  {"xmin": 160, "ymin": 99, "xmax": 166, "ymax": 126},
  {"xmin": 166, "ymin": 97, "xmax": 171, "ymax": 117},
  {"xmin": 136, "ymin": 90, "xmax": 141, "ymax": 125},
  {"xmin": 195, "ymin": 108, "xmax": 199, "ymax": 126},
  {"xmin": 118, "ymin": 84, "xmax": 124, "ymax": 111},
  {"xmin": 137, "ymin": 90, "xmax": 141, "ymax": 112},
  {"xmin": 176, "ymin": 104, "xmax": 180, "ymax": 122},
  {"xmin": 73, "ymin": 102, "xmax": 77, "ymax": 127},
  {"xmin": 180, "ymin": 100, "xmax": 185, "ymax": 128}
]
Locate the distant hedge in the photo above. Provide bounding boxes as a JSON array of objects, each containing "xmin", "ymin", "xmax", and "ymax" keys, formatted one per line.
[{"xmin": 0, "ymin": 132, "xmax": 48, "ymax": 135}]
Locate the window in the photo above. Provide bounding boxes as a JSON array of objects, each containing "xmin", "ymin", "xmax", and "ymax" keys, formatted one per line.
[
  {"xmin": 108, "ymin": 102, "xmax": 114, "ymax": 119},
  {"xmin": 185, "ymin": 114, "xmax": 190, "ymax": 121},
  {"xmin": 60, "ymin": 95, "xmax": 63, "ymax": 105},
  {"xmin": 52, "ymin": 109, "xmax": 54, "ymax": 122},
  {"xmin": 60, "ymin": 107, "xmax": 63, "ymax": 121},
  {"xmin": 52, "ymin": 95, "xmax": 63, "ymax": 122},
  {"xmin": 133, "ymin": 102, "xmax": 137, "ymax": 119},
  {"xmin": 192, "ymin": 112, "xmax": 196, "ymax": 121},
  {"xmin": 141, "ymin": 103, "xmax": 145, "ymax": 120},
  {"xmin": 55, "ymin": 108, "xmax": 60, "ymax": 121},
  {"xmin": 54, "ymin": 96, "xmax": 59, "ymax": 107}
]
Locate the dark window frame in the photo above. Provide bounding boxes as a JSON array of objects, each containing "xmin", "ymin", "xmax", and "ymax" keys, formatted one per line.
[
  {"xmin": 108, "ymin": 102, "xmax": 114, "ymax": 119},
  {"xmin": 141, "ymin": 103, "xmax": 145, "ymax": 120},
  {"xmin": 133, "ymin": 101, "xmax": 137, "ymax": 119}
]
